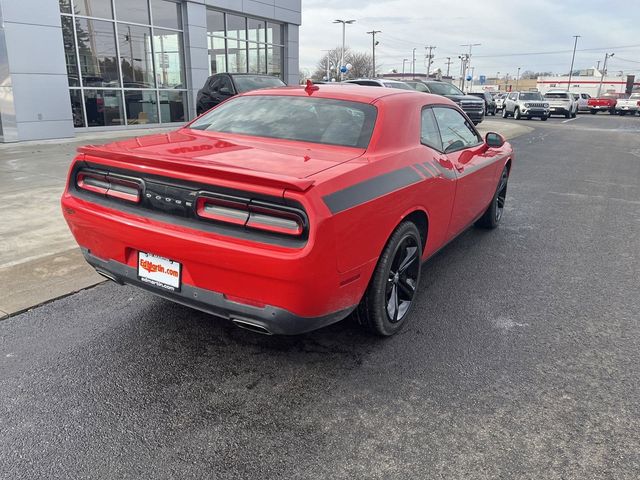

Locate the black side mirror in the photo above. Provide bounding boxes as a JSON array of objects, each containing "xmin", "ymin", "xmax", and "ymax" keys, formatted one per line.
[{"xmin": 485, "ymin": 132, "xmax": 505, "ymax": 148}]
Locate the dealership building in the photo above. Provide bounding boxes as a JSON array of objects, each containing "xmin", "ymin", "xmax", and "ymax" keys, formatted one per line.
[{"xmin": 0, "ymin": 0, "xmax": 301, "ymax": 142}]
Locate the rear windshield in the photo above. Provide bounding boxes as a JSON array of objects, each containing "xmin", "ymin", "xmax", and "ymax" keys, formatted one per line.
[
  {"xmin": 189, "ymin": 96, "xmax": 377, "ymax": 148},
  {"xmin": 384, "ymin": 82, "xmax": 414, "ymax": 90},
  {"xmin": 544, "ymin": 92, "xmax": 570, "ymax": 99},
  {"xmin": 520, "ymin": 92, "xmax": 543, "ymax": 101},
  {"xmin": 425, "ymin": 82, "xmax": 464, "ymax": 96},
  {"xmin": 233, "ymin": 75, "xmax": 285, "ymax": 93}
]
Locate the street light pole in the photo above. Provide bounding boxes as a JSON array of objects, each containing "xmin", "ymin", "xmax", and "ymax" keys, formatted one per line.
[
  {"xmin": 333, "ymin": 19, "xmax": 355, "ymax": 81},
  {"xmin": 567, "ymin": 35, "xmax": 580, "ymax": 92},
  {"xmin": 402, "ymin": 58, "xmax": 408, "ymax": 75},
  {"xmin": 515, "ymin": 67, "xmax": 521, "ymax": 91},
  {"xmin": 460, "ymin": 43, "xmax": 481, "ymax": 90},
  {"xmin": 412, "ymin": 48, "xmax": 416, "ymax": 80},
  {"xmin": 597, "ymin": 53, "xmax": 614, "ymax": 97},
  {"xmin": 425, "ymin": 45, "xmax": 436, "ymax": 78},
  {"xmin": 367, "ymin": 30, "xmax": 381, "ymax": 77}
]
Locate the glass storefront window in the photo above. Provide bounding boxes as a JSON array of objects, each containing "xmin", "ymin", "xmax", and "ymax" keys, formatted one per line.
[
  {"xmin": 73, "ymin": 0, "xmax": 113, "ymax": 19},
  {"xmin": 267, "ymin": 45, "xmax": 283, "ymax": 77},
  {"xmin": 206, "ymin": 10, "xmax": 225, "ymax": 37},
  {"xmin": 153, "ymin": 29, "xmax": 184, "ymax": 87},
  {"xmin": 61, "ymin": 16, "xmax": 80, "ymax": 86},
  {"xmin": 69, "ymin": 89, "xmax": 85, "ymax": 127},
  {"xmin": 227, "ymin": 40, "xmax": 247, "ymax": 73},
  {"xmin": 150, "ymin": 0, "xmax": 181, "ymax": 30},
  {"xmin": 267, "ymin": 22, "xmax": 283, "ymax": 46},
  {"xmin": 209, "ymin": 36, "xmax": 226, "ymax": 74},
  {"xmin": 225, "ymin": 14, "xmax": 246, "ymax": 40},
  {"xmin": 114, "ymin": 0, "xmax": 150, "ymax": 25},
  {"xmin": 76, "ymin": 18, "xmax": 120, "ymax": 87},
  {"xmin": 159, "ymin": 90, "xmax": 186, "ymax": 123},
  {"xmin": 84, "ymin": 89, "xmax": 124, "ymax": 126},
  {"xmin": 124, "ymin": 90, "xmax": 159, "ymax": 124},
  {"xmin": 59, "ymin": 0, "xmax": 72, "ymax": 14},
  {"xmin": 247, "ymin": 18, "xmax": 265, "ymax": 43},
  {"xmin": 248, "ymin": 43, "xmax": 265, "ymax": 74},
  {"xmin": 118, "ymin": 24, "xmax": 154, "ymax": 88}
]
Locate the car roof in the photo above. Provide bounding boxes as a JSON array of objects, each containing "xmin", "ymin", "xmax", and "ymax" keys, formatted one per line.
[{"xmin": 241, "ymin": 83, "xmax": 456, "ymax": 105}]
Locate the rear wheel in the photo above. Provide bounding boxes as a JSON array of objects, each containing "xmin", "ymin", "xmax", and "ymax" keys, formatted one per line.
[
  {"xmin": 564, "ymin": 111, "xmax": 571, "ymax": 119},
  {"xmin": 476, "ymin": 166, "xmax": 509, "ymax": 229},
  {"xmin": 357, "ymin": 222, "xmax": 422, "ymax": 336}
]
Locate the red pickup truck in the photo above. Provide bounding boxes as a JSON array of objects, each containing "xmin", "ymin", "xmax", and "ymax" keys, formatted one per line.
[{"xmin": 588, "ymin": 94, "xmax": 620, "ymax": 114}]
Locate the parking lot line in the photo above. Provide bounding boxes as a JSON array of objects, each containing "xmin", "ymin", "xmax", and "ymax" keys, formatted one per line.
[{"xmin": 562, "ymin": 117, "xmax": 580, "ymax": 123}]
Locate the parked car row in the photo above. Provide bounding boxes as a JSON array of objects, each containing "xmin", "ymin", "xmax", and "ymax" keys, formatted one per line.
[{"xmin": 587, "ymin": 92, "xmax": 640, "ymax": 115}]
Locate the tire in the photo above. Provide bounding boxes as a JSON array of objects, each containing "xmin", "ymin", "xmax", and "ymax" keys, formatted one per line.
[
  {"xmin": 609, "ymin": 109, "xmax": 616, "ymax": 115},
  {"xmin": 502, "ymin": 108, "xmax": 509, "ymax": 118},
  {"xmin": 590, "ymin": 110, "xmax": 597, "ymax": 115},
  {"xmin": 476, "ymin": 166, "xmax": 509, "ymax": 229},
  {"xmin": 619, "ymin": 111, "xmax": 626, "ymax": 116},
  {"xmin": 564, "ymin": 111, "xmax": 571, "ymax": 119},
  {"xmin": 540, "ymin": 116, "xmax": 548, "ymax": 121},
  {"xmin": 357, "ymin": 221, "xmax": 422, "ymax": 336},
  {"xmin": 514, "ymin": 108, "xmax": 521, "ymax": 120},
  {"xmin": 571, "ymin": 109, "xmax": 577, "ymax": 118}
]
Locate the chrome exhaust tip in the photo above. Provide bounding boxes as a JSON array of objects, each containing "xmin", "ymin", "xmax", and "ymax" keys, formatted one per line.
[
  {"xmin": 231, "ymin": 318, "xmax": 272, "ymax": 335},
  {"xmin": 94, "ymin": 269, "xmax": 122, "ymax": 284}
]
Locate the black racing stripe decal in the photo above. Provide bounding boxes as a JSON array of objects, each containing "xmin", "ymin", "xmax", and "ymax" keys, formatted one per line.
[
  {"xmin": 426, "ymin": 161, "xmax": 456, "ymax": 180},
  {"xmin": 323, "ymin": 167, "xmax": 422, "ymax": 214},
  {"xmin": 421, "ymin": 162, "xmax": 439, "ymax": 177},
  {"xmin": 413, "ymin": 163, "xmax": 433, "ymax": 178}
]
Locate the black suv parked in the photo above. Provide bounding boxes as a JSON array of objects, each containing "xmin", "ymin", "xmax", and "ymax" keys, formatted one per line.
[
  {"xmin": 467, "ymin": 91, "xmax": 497, "ymax": 116},
  {"xmin": 406, "ymin": 80, "xmax": 485, "ymax": 124},
  {"xmin": 196, "ymin": 73, "xmax": 286, "ymax": 115}
]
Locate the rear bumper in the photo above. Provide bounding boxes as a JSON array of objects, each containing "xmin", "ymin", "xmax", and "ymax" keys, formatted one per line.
[{"xmin": 83, "ymin": 248, "xmax": 355, "ymax": 335}]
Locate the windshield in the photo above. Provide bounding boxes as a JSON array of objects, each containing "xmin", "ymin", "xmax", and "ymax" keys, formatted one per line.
[
  {"xmin": 189, "ymin": 96, "xmax": 377, "ymax": 148},
  {"xmin": 233, "ymin": 75, "xmax": 285, "ymax": 93},
  {"xmin": 407, "ymin": 82, "xmax": 430, "ymax": 92},
  {"xmin": 425, "ymin": 82, "xmax": 464, "ymax": 96},
  {"xmin": 544, "ymin": 92, "xmax": 569, "ymax": 99},
  {"xmin": 630, "ymin": 93, "xmax": 640, "ymax": 99},
  {"xmin": 384, "ymin": 82, "xmax": 414, "ymax": 90},
  {"xmin": 520, "ymin": 92, "xmax": 543, "ymax": 101}
]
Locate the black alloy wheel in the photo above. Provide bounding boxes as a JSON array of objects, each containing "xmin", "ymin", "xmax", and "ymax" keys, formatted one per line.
[
  {"xmin": 476, "ymin": 166, "xmax": 509, "ymax": 229},
  {"xmin": 357, "ymin": 222, "xmax": 422, "ymax": 336}
]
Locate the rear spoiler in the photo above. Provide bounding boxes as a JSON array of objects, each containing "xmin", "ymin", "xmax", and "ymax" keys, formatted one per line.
[{"xmin": 77, "ymin": 145, "xmax": 315, "ymax": 192}]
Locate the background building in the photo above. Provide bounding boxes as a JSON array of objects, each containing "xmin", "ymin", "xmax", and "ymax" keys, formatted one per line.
[
  {"xmin": 0, "ymin": 0, "xmax": 301, "ymax": 142},
  {"xmin": 537, "ymin": 69, "xmax": 638, "ymax": 96}
]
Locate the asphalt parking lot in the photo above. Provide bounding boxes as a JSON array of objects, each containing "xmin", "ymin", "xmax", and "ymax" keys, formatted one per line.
[{"xmin": 1, "ymin": 114, "xmax": 639, "ymax": 479}]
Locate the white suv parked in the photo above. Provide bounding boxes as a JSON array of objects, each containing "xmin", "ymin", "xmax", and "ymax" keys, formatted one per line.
[
  {"xmin": 544, "ymin": 91, "xmax": 578, "ymax": 118},
  {"xmin": 502, "ymin": 91, "xmax": 550, "ymax": 121}
]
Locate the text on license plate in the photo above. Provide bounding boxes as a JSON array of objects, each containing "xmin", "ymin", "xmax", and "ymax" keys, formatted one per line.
[{"xmin": 138, "ymin": 252, "xmax": 181, "ymax": 291}]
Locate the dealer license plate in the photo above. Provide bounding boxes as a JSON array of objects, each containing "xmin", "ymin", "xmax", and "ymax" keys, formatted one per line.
[{"xmin": 138, "ymin": 252, "xmax": 181, "ymax": 291}]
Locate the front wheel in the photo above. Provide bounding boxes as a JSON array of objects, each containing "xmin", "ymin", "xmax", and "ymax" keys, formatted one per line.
[
  {"xmin": 540, "ymin": 116, "xmax": 548, "ymax": 121},
  {"xmin": 514, "ymin": 108, "xmax": 521, "ymax": 120},
  {"xmin": 476, "ymin": 166, "xmax": 509, "ymax": 229},
  {"xmin": 502, "ymin": 108, "xmax": 509, "ymax": 118},
  {"xmin": 590, "ymin": 110, "xmax": 597, "ymax": 115},
  {"xmin": 357, "ymin": 222, "xmax": 422, "ymax": 336}
]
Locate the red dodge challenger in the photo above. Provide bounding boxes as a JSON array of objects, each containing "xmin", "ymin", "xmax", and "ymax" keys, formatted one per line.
[{"xmin": 61, "ymin": 83, "xmax": 513, "ymax": 336}]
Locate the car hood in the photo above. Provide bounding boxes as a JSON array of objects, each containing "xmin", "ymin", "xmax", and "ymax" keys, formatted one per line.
[
  {"xmin": 78, "ymin": 129, "xmax": 367, "ymax": 190},
  {"xmin": 444, "ymin": 94, "xmax": 484, "ymax": 103}
]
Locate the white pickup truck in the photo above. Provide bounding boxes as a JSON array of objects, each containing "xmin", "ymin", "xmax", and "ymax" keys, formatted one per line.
[{"xmin": 615, "ymin": 93, "xmax": 640, "ymax": 115}]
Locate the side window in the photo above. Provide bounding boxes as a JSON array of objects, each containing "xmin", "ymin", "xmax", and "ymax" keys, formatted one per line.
[
  {"xmin": 219, "ymin": 76, "xmax": 234, "ymax": 95},
  {"xmin": 509, "ymin": 93, "xmax": 517, "ymax": 101},
  {"xmin": 420, "ymin": 108, "xmax": 442, "ymax": 152},
  {"xmin": 208, "ymin": 77, "xmax": 220, "ymax": 91},
  {"xmin": 433, "ymin": 107, "xmax": 481, "ymax": 153}
]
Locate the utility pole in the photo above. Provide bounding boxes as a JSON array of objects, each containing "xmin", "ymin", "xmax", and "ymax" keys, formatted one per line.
[
  {"xmin": 515, "ymin": 67, "xmax": 521, "ymax": 91},
  {"xmin": 412, "ymin": 48, "xmax": 416, "ymax": 80},
  {"xmin": 445, "ymin": 57, "xmax": 452, "ymax": 77},
  {"xmin": 402, "ymin": 58, "xmax": 408, "ymax": 75},
  {"xmin": 567, "ymin": 35, "xmax": 580, "ymax": 92},
  {"xmin": 597, "ymin": 53, "xmax": 614, "ymax": 97},
  {"xmin": 458, "ymin": 54, "xmax": 469, "ymax": 90},
  {"xmin": 333, "ymin": 19, "xmax": 355, "ymax": 81},
  {"xmin": 366, "ymin": 30, "xmax": 382, "ymax": 77},
  {"xmin": 424, "ymin": 45, "xmax": 436, "ymax": 78},
  {"xmin": 460, "ymin": 43, "xmax": 481, "ymax": 90}
]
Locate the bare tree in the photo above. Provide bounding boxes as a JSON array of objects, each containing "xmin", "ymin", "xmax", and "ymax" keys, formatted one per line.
[{"xmin": 312, "ymin": 47, "xmax": 377, "ymax": 81}]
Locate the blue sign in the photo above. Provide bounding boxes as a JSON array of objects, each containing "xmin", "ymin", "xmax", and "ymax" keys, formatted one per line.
[
  {"xmin": 479, "ymin": 75, "xmax": 486, "ymax": 85},
  {"xmin": 340, "ymin": 66, "xmax": 348, "ymax": 73},
  {"xmin": 466, "ymin": 75, "xmax": 472, "ymax": 81}
]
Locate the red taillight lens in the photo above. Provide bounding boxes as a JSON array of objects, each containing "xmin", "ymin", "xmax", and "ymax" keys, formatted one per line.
[
  {"xmin": 76, "ymin": 169, "xmax": 142, "ymax": 203},
  {"xmin": 196, "ymin": 193, "xmax": 306, "ymax": 236}
]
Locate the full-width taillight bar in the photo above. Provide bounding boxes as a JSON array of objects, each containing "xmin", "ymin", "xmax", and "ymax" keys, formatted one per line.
[
  {"xmin": 76, "ymin": 169, "xmax": 143, "ymax": 203},
  {"xmin": 196, "ymin": 192, "xmax": 307, "ymax": 236}
]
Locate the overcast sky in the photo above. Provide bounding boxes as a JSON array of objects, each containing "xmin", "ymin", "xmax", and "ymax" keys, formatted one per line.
[{"xmin": 299, "ymin": 0, "xmax": 640, "ymax": 78}]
